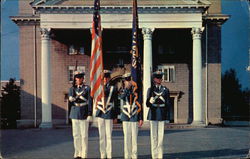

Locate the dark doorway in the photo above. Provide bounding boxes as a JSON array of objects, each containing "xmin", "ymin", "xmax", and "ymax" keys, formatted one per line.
[{"xmin": 169, "ymin": 97, "xmax": 175, "ymax": 123}]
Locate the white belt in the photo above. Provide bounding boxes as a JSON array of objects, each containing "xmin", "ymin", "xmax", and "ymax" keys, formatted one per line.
[
  {"xmin": 74, "ymin": 102, "xmax": 88, "ymax": 107},
  {"xmin": 152, "ymin": 104, "xmax": 165, "ymax": 107}
]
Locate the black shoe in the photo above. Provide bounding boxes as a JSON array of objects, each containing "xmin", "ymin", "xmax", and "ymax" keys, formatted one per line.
[{"xmin": 74, "ymin": 157, "xmax": 81, "ymax": 159}]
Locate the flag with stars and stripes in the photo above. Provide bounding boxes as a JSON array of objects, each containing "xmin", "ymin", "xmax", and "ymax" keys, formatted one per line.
[{"xmin": 90, "ymin": 0, "xmax": 104, "ymax": 108}]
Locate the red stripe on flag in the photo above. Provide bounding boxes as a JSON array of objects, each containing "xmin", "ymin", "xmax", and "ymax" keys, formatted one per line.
[
  {"xmin": 90, "ymin": 39, "xmax": 101, "ymax": 67},
  {"xmin": 90, "ymin": 0, "xmax": 104, "ymax": 107},
  {"xmin": 91, "ymin": 74, "xmax": 102, "ymax": 97},
  {"xmin": 90, "ymin": 55, "xmax": 102, "ymax": 81}
]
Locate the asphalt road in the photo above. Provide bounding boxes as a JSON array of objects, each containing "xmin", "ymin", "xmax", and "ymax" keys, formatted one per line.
[{"xmin": 1, "ymin": 126, "xmax": 250, "ymax": 159}]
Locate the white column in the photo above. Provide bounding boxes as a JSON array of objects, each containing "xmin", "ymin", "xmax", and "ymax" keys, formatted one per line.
[
  {"xmin": 39, "ymin": 28, "xmax": 52, "ymax": 128},
  {"xmin": 142, "ymin": 28, "xmax": 154, "ymax": 122},
  {"xmin": 191, "ymin": 27, "xmax": 204, "ymax": 125}
]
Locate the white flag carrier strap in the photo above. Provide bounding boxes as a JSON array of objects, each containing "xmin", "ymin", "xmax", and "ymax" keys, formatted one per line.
[
  {"xmin": 122, "ymin": 98, "xmax": 137, "ymax": 118},
  {"xmin": 97, "ymin": 101, "xmax": 114, "ymax": 114},
  {"xmin": 122, "ymin": 102, "xmax": 132, "ymax": 118},
  {"xmin": 105, "ymin": 86, "xmax": 114, "ymax": 108},
  {"xmin": 97, "ymin": 86, "xmax": 114, "ymax": 114},
  {"xmin": 97, "ymin": 103, "xmax": 105, "ymax": 113}
]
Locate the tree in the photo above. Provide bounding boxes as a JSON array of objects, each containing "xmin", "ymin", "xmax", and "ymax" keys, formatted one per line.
[
  {"xmin": 222, "ymin": 69, "xmax": 249, "ymax": 121},
  {"xmin": 1, "ymin": 78, "xmax": 20, "ymax": 128}
]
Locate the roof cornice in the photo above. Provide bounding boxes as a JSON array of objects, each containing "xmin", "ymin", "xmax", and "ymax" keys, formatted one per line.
[
  {"xmin": 203, "ymin": 14, "xmax": 230, "ymax": 25},
  {"xmin": 11, "ymin": 16, "xmax": 40, "ymax": 25},
  {"xmin": 32, "ymin": 5, "xmax": 210, "ymax": 14}
]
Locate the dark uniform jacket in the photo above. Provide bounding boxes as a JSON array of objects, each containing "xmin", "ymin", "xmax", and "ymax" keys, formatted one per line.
[
  {"xmin": 95, "ymin": 83, "xmax": 119, "ymax": 119},
  {"xmin": 146, "ymin": 85, "xmax": 170, "ymax": 121},
  {"xmin": 68, "ymin": 85, "xmax": 93, "ymax": 120},
  {"xmin": 120, "ymin": 87, "xmax": 142, "ymax": 122}
]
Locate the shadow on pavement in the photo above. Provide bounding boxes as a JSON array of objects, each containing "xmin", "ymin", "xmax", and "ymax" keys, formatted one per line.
[
  {"xmin": 137, "ymin": 148, "xmax": 249, "ymax": 159},
  {"xmin": 140, "ymin": 129, "xmax": 195, "ymax": 136},
  {"xmin": 88, "ymin": 128, "xmax": 194, "ymax": 137},
  {"xmin": 1, "ymin": 128, "xmax": 73, "ymax": 158}
]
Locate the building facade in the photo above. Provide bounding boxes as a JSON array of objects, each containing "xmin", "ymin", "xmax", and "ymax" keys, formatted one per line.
[{"xmin": 12, "ymin": 0, "xmax": 229, "ymax": 128}]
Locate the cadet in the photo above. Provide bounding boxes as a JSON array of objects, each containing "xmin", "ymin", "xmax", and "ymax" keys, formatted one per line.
[
  {"xmin": 68, "ymin": 71, "xmax": 93, "ymax": 159},
  {"xmin": 120, "ymin": 73, "xmax": 143, "ymax": 159},
  {"xmin": 146, "ymin": 71, "xmax": 171, "ymax": 159},
  {"xmin": 95, "ymin": 70, "xmax": 119, "ymax": 159}
]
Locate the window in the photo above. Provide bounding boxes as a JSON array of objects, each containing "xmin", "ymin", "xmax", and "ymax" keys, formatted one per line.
[
  {"xmin": 68, "ymin": 45, "xmax": 85, "ymax": 55},
  {"xmin": 158, "ymin": 65, "xmax": 175, "ymax": 82},
  {"xmin": 68, "ymin": 66, "xmax": 85, "ymax": 82},
  {"xmin": 68, "ymin": 45, "xmax": 77, "ymax": 55},
  {"xmin": 79, "ymin": 47, "xmax": 85, "ymax": 54}
]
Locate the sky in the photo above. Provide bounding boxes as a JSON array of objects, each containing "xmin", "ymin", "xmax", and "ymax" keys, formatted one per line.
[
  {"xmin": 221, "ymin": 0, "xmax": 249, "ymax": 89},
  {"xmin": 1, "ymin": 0, "xmax": 249, "ymax": 89},
  {"xmin": 1, "ymin": 0, "xmax": 19, "ymax": 81}
]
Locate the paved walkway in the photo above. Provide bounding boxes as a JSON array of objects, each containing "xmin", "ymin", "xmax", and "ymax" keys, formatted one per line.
[{"xmin": 1, "ymin": 126, "xmax": 250, "ymax": 159}]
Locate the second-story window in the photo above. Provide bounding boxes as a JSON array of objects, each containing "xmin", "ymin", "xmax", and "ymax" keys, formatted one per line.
[{"xmin": 158, "ymin": 65, "xmax": 175, "ymax": 82}]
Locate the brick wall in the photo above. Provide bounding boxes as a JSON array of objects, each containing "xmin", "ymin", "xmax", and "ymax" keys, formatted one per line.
[
  {"xmin": 207, "ymin": 0, "xmax": 222, "ymax": 14},
  {"xmin": 19, "ymin": 0, "xmax": 34, "ymax": 15},
  {"xmin": 207, "ymin": 24, "xmax": 222, "ymax": 124},
  {"xmin": 162, "ymin": 64, "xmax": 191, "ymax": 124},
  {"xmin": 19, "ymin": 25, "xmax": 36, "ymax": 120},
  {"xmin": 50, "ymin": 39, "xmax": 91, "ymax": 120}
]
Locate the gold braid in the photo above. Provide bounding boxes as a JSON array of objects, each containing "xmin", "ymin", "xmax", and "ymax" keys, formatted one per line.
[{"xmin": 131, "ymin": 81, "xmax": 141, "ymax": 113}]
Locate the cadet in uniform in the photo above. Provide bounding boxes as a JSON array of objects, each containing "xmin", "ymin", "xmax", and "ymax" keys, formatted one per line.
[
  {"xmin": 68, "ymin": 71, "xmax": 93, "ymax": 159},
  {"xmin": 119, "ymin": 73, "xmax": 143, "ymax": 159},
  {"xmin": 95, "ymin": 70, "xmax": 119, "ymax": 159},
  {"xmin": 146, "ymin": 71, "xmax": 171, "ymax": 159}
]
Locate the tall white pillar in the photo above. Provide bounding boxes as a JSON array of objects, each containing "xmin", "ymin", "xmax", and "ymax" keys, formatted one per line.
[
  {"xmin": 191, "ymin": 27, "xmax": 204, "ymax": 125},
  {"xmin": 142, "ymin": 28, "xmax": 154, "ymax": 122},
  {"xmin": 39, "ymin": 28, "xmax": 52, "ymax": 128}
]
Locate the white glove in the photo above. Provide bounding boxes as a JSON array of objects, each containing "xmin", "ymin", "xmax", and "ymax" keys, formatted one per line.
[
  {"xmin": 69, "ymin": 96, "xmax": 76, "ymax": 102},
  {"xmin": 87, "ymin": 116, "xmax": 93, "ymax": 122},
  {"xmin": 149, "ymin": 97, "xmax": 155, "ymax": 104}
]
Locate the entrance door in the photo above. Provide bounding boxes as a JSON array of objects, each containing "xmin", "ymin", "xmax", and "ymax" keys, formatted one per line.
[{"xmin": 169, "ymin": 97, "xmax": 175, "ymax": 123}]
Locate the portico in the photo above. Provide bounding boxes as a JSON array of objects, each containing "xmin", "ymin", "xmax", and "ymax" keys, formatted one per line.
[
  {"xmin": 37, "ymin": 5, "xmax": 206, "ymax": 127},
  {"xmin": 12, "ymin": 0, "xmax": 229, "ymax": 128}
]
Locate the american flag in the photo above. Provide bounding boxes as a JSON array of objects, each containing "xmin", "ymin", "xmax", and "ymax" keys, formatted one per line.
[
  {"xmin": 90, "ymin": 0, "xmax": 104, "ymax": 108},
  {"xmin": 130, "ymin": 0, "xmax": 142, "ymax": 113}
]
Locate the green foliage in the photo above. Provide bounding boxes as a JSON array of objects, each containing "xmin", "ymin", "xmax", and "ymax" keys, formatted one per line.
[
  {"xmin": 1, "ymin": 78, "xmax": 20, "ymax": 128},
  {"xmin": 222, "ymin": 69, "xmax": 250, "ymax": 121}
]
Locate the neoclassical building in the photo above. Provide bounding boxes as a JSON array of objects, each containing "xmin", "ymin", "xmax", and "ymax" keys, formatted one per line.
[{"xmin": 12, "ymin": 0, "xmax": 229, "ymax": 128}]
